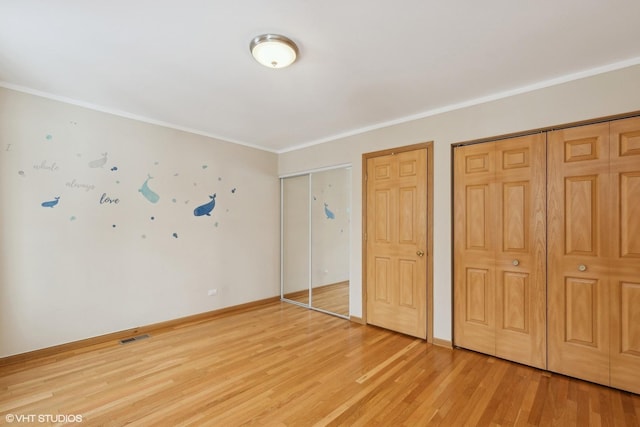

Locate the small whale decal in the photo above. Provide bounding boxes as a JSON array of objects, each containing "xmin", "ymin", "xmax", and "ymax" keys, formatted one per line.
[
  {"xmin": 324, "ymin": 203, "xmax": 335, "ymax": 219},
  {"xmin": 41, "ymin": 196, "xmax": 60, "ymax": 208},
  {"xmin": 88, "ymin": 152, "xmax": 108, "ymax": 168},
  {"xmin": 194, "ymin": 194, "xmax": 216, "ymax": 217},
  {"xmin": 138, "ymin": 174, "xmax": 160, "ymax": 204}
]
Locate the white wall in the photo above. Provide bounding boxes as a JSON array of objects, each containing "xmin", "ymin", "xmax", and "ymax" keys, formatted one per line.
[
  {"xmin": 0, "ymin": 88, "xmax": 280, "ymax": 357},
  {"xmin": 3, "ymin": 65, "xmax": 640, "ymax": 356},
  {"xmin": 278, "ymin": 64, "xmax": 640, "ymax": 342}
]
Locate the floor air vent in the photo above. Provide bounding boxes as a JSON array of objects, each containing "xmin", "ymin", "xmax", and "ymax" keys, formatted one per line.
[{"xmin": 119, "ymin": 334, "xmax": 150, "ymax": 345}]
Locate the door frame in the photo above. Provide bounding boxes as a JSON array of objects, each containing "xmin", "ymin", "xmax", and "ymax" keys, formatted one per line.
[{"xmin": 362, "ymin": 142, "xmax": 434, "ymax": 342}]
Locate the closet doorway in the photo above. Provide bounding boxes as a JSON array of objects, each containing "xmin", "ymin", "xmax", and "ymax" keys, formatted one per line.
[{"xmin": 281, "ymin": 166, "xmax": 351, "ymax": 318}]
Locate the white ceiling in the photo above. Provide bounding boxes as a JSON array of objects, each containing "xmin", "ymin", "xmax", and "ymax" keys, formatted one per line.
[{"xmin": 2, "ymin": 1, "xmax": 640, "ymax": 153}]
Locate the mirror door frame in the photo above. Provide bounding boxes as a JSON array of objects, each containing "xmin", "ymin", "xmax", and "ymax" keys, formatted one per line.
[{"xmin": 280, "ymin": 164, "xmax": 352, "ymax": 319}]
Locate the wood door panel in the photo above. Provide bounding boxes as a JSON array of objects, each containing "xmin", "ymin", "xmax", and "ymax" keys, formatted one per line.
[
  {"xmin": 399, "ymin": 159, "xmax": 417, "ymax": 177},
  {"xmin": 460, "ymin": 266, "xmax": 495, "ymax": 354},
  {"xmin": 399, "ymin": 259, "xmax": 417, "ymax": 308},
  {"xmin": 501, "ymin": 271, "xmax": 528, "ymax": 333},
  {"xmin": 564, "ymin": 175, "xmax": 599, "ymax": 255},
  {"xmin": 618, "ymin": 128, "xmax": 640, "ymax": 156},
  {"xmin": 466, "ymin": 267, "xmax": 491, "ymax": 325},
  {"xmin": 502, "ymin": 181, "xmax": 528, "ymax": 252},
  {"xmin": 374, "ymin": 257, "xmax": 391, "ymax": 303},
  {"xmin": 564, "ymin": 276, "xmax": 600, "ymax": 346},
  {"xmin": 466, "ymin": 185, "xmax": 491, "ymax": 250},
  {"xmin": 465, "ymin": 152, "xmax": 491, "ymax": 173},
  {"xmin": 454, "ymin": 143, "xmax": 497, "ymax": 354},
  {"xmin": 564, "ymin": 137, "xmax": 600, "ymax": 162},
  {"xmin": 366, "ymin": 147, "xmax": 428, "ymax": 339},
  {"xmin": 374, "ymin": 190, "xmax": 392, "ymax": 243},
  {"xmin": 611, "ymin": 276, "xmax": 640, "ymax": 394},
  {"xmin": 502, "ymin": 147, "xmax": 530, "ymax": 169},
  {"xmin": 495, "ymin": 134, "xmax": 547, "ymax": 369},
  {"xmin": 548, "ymin": 123, "xmax": 611, "ymax": 386},
  {"xmin": 399, "ymin": 187, "xmax": 417, "ymax": 244},
  {"xmin": 620, "ymin": 172, "xmax": 640, "ymax": 257},
  {"xmin": 619, "ymin": 281, "xmax": 640, "ymax": 356},
  {"xmin": 610, "ymin": 116, "xmax": 640, "ymax": 394}
]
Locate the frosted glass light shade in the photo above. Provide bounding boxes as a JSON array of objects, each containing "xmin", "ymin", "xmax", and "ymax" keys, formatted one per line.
[{"xmin": 250, "ymin": 34, "xmax": 298, "ymax": 68}]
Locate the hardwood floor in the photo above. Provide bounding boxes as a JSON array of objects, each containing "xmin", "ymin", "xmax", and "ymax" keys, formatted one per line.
[
  {"xmin": 284, "ymin": 281, "xmax": 349, "ymax": 317},
  {"xmin": 1, "ymin": 302, "xmax": 639, "ymax": 426}
]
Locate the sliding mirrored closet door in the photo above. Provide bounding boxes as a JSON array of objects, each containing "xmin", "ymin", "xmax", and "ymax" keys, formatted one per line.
[{"xmin": 281, "ymin": 166, "xmax": 351, "ymax": 318}]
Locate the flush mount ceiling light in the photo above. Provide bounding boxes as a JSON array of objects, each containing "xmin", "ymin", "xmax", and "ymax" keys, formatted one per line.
[{"xmin": 250, "ymin": 34, "xmax": 298, "ymax": 69}]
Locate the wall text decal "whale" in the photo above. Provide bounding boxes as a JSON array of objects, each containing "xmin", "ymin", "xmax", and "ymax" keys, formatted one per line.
[
  {"xmin": 194, "ymin": 194, "xmax": 216, "ymax": 216},
  {"xmin": 138, "ymin": 174, "xmax": 160, "ymax": 204},
  {"xmin": 41, "ymin": 197, "xmax": 60, "ymax": 208},
  {"xmin": 88, "ymin": 152, "xmax": 108, "ymax": 168}
]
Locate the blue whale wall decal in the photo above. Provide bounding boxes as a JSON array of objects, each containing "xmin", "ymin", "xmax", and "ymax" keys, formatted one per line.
[
  {"xmin": 41, "ymin": 196, "xmax": 60, "ymax": 208},
  {"xmin": 194, "ymin": 194, "xmax": 216, "ymax": 216},
  {"xmin": 139, "ymin": 174, "xmax": 160, "ymax": 204}
]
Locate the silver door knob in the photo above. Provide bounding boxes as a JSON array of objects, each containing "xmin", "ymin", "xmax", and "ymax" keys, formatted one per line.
[
  {"xmin": 578, "ymin": 264, "xmax": 587, "ymax": 272},
  {"xmin": 416, "ymin": 250, "xmax": 425, "ymax": 257},
  {"xmin": 512, "ymin": 259, "xmax": 520, "ymax": 266}
]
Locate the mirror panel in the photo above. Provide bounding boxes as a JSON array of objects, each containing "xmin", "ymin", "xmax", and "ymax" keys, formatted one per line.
[
  {"xmin": 311, "ymin": 168, "xmax": 351, "ymax": 317},
  {"xmin": 281, "ymin": 166, "xmax": 350, "ymax": 318},
  {"xmin": 282, "ymin": 174, "xmax": 310, "ymax": 305}
]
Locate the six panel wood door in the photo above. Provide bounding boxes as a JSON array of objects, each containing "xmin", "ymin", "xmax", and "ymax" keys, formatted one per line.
[
  {"xmin": 454, "ymin": 134, "xmax": 547, "ymax": 368},
  {"xmin": 366, "ymin": 148, "xmax": 428, "ymax": 339}
]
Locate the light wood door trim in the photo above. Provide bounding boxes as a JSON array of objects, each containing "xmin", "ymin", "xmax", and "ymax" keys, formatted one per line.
[{"xmin": 362, "ymin": 142, "xmax": 433, "ymax": 342}]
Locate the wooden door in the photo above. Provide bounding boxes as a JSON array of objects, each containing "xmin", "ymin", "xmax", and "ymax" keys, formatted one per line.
[
  {"xmin": 547, "ymin": 123, "xmax": 612, "ymax": 385},
  {"xmin": 609, "ymin": 117, "xmax": 640, "ymax": 394},
  {"xmin": 365, "ymin": 147, "xmax": 428, "ymax": 339},
  {"xmin": 454, "ymin": 134, "xmax": 546, "ymax": 368}
]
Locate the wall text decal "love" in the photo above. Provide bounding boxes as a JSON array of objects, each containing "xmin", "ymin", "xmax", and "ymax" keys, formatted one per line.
[{"xmin": 100, "ymin": 193, "xmax": 120, "ymax": 204}]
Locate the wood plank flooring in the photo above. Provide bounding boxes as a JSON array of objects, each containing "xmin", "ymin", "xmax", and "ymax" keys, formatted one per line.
[
  {"xmin": 1, "ymin": 302, "xmax": 639, "ymax": 426},
  {"xmin": 284, "ymin": 281, "xmax": 349, "ymax": 317}
]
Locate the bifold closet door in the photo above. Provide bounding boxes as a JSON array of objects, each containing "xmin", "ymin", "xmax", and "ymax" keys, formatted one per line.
[
  {"xmin": 609, "ymin": 117, "xmax": 640, "ymax": 394},
  {"xmin": 548, "ymin": 117, "xmax": 640, "ymax": 394},
  {"xmin": 454, "ymin": 134, "xmax": 546, "ymax": 368},
  {"xmin": 547, "ymin": 123, "xmax": 612, "ymax": 385},
  {"xmin": 454, "ymin": 142, "xmax": 496, "ymax": 356}
]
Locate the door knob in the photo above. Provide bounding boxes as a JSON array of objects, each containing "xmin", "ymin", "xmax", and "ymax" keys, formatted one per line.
[
  {"xmin": 416, "ymin": 250, "xmax": 425, "ymax": 257},
  {"xmin": 512, "ymin": 259, "xmax": 520, "ymax": 266},
  {"xmin": 578, "ymin": 264, "xmax": 587, "ymax": 272}
]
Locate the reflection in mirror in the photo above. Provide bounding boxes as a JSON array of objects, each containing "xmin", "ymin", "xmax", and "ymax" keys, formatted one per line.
[
  {"xmin": 281, "ymin": 166, "xmax": 351, "ymax": 318},
  {"xmin": 282, "ymin": 174, "xmax": 309, "ymax": 306},
  {"xmin": 311, "ymin": 168, "xmax": 351, "ymax": 317}
]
